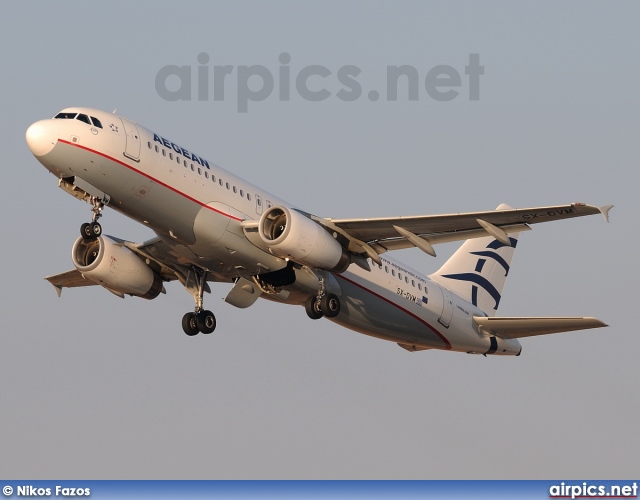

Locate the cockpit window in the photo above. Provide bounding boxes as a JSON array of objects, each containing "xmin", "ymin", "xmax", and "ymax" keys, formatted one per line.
[
  {"xmin": 76, "ymin": 114, "xmax": 91, "ymax": 125},
  {"xmin": 54, "ymin": 112, "xmax": 77, "ymax": 119},
  {"xmin": 90, "ymin": 116, "xmax": 103, "ymax": 129}
]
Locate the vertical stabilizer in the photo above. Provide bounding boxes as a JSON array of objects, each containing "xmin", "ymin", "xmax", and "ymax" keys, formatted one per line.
[{"xmin": 429, "ymin": 204, "xmax": 521, "ymax": 316}]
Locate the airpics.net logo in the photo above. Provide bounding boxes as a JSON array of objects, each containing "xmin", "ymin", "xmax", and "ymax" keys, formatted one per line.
[
  {"xmin": 155, "ymin": 52, "xmax": 484, "ymax": 112},
  {"xmin": 549, "ymin": 482, "xmax": 638, "ymax": 499}
]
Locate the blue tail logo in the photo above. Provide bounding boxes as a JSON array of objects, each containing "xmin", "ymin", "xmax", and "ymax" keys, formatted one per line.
[{"xmin": 441, "ymin": 237, "xmax": 517, "ymax": 311}]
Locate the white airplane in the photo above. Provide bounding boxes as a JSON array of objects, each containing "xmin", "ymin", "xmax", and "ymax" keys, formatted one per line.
[{"xmin": 26, "ymin": 107, "xmax": 612, "ymax": 356}]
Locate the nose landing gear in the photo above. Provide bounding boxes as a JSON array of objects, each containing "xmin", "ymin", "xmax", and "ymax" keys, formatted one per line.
[{"xmin": 80, "ymin": 196, "xmax": 105, "ymax": 240}]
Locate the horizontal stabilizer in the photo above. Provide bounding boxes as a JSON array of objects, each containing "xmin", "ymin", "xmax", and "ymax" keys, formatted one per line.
[{"xmin": 473, "ymin": 316, "xmax": 607, "ymax": 339}]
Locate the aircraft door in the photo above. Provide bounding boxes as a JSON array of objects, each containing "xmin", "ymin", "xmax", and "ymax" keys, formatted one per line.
[
  {"xmin": 255, "ymin": 194, "xmax": 263, "ymax": 215},
  {"xmin": 438, "ymin": 287, "xmax": 454, "ymax": 328},
  {"xmin": 121, "ymin": 118, "xmax": 141, "ymax": 161}
]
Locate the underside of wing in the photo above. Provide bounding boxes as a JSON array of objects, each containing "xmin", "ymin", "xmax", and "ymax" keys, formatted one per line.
[
  {"xmin": 315, "ymin": 203, "xmax": 611, "ymax": 258},
  {"xmin": 45, "ymin": 269, "xmax": 98, "ymax": 297},
  {"xmin": 473, "ymin": 316, "xmax": 608, "ymax": 339},
  {"xmin": 122, "ymin": 236, "xmax": 191, "ymax": 283},
  {"xmin": 44, "ymin": 235, "xmax": 199, "ymax": 298}
]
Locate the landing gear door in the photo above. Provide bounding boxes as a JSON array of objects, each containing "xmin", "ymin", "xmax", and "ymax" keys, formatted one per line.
[{"xmin": 121, "ymin": 118, "xmax": 141, "ymax": 162}]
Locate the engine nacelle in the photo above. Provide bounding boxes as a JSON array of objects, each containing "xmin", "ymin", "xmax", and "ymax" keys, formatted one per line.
[
  {"xmin": 258, "ymin": 206, "xmax": 350, "ymax": 272},
  {"xmin": 72, "ymin": 236, "xmax": 164, "ymax": 299}
]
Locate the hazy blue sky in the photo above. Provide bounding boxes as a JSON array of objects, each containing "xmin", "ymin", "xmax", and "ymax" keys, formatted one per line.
[{"xmin": 1, "ymin": 1, "xmax": 638, "ymax": 479}]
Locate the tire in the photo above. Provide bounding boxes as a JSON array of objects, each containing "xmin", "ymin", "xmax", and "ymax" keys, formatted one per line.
[
  {"xmin": 320, "ymin": 293, "xmax": 340, "ymax": 318},
  {"xmin": 81, "ymin": 223, "xmax": 92, "ymax": 239},
  {"xmin": 196, "ymin": 310, "xmax": 216, "ymax": 334},
  {"xmin": 182, "ymin": 312, "xmax": 200, "ymax": 336},
  {"xmin": 305, "ymin": 295, "xmax": 323, "ymax": 320},
  {"xmin": 90, "ymin": 222, "xmax": 102, "ymax": 238}
]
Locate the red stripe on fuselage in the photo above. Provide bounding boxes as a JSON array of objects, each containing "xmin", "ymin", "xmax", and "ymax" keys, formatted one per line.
[
  {"xmin": 336, "ymin": 274, "xmax": 452, "ymax": 350},
  {"xmin": 58, "ymin": 138, "xmax": 450, "ymax": 348},
  {"xmin": 57, "ymin": 139, "xmax": 243, "ymax": 221}
]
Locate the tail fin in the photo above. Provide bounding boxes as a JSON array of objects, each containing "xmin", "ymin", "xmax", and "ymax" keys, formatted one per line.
[{"xmin": 429, "ymin": 204, "xmax": 521, "ymax": 316}]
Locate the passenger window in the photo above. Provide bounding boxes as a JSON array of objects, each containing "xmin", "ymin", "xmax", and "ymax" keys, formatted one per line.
[
  {"xmin": 398, "ymin": 273, "xmax": 402, "ymax": 280},
  {"xmin": 385, "ymin": 266, "xmax": 388, "ymax": 273},
  {"xmin": 233, "ymin": 186, "xmax": 237, "ymax": 193},
  {"xmin": 212, "ymin": 175, "xmax": 216, "ymax": 182},
  {"xmin": 169, "ymin": 153, "xmax": 173, "ymax": 160},
  {"xmin": 177, "ymin": 156, "xmax": 180, "ymax": 164},
  {"xmin": 183, "ymin": 160, "xmax": 187, "ymax": 167},
  {"xmin": 198, "ymin": 168, "xmax": 201, "ymax": 175},
  {"xmin": 412, "ymin": 280, "xmax": 415, "ymax": 287},
  {"xmin": 155, "ymin": 145, "xmax": 159, "ymax": 153},
  {"xmin": 147, "ymin": 142, "xmax": 151, "ymax": 149},
  {"xmin": 90, "ymin": 116, "xmax": 103, "ymax": 128},
  {"xmin": 226, "ymin": 182, "xmax": 230, "ymax": 190},
  {"xmin": 76, "ymin": 114, "xmax": 91, "ymax": 125},
  {"xmin": 392, "ymin": 270, "xmax": 396, "ymax": 277},
  {"xmin": 418, "ymin": 283, "xmax": 422, "ymax": 290},
  {"xmin": 247, "ymin": 193, "xmax": 251, "ymax": 201},
  {"xmin": 240, "ymin": 189, "xmax": 244, "ymax": 197},
  {"xmin": 405, "ymin": 276, "xmax": 409, "ymax": 283},
  {"xmin": 162, "ymin": 149, "xmax": 166, "ymax": 156},
  {"xmin": 191, "ymin": 164, "xmax": 195, "ymax": 171},
  {"xmin": 205, "ymin": 171, "xmax": 209, "ymax": 179}
]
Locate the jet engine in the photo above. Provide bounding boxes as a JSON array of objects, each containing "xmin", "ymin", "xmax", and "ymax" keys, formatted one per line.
[
  {"xmin": 258, "ymin": 206, "xmax": 350, "ymax": 272},
  {"xmin": 71, "ymin": 236, "xmax": 164, "ymax": 299}
]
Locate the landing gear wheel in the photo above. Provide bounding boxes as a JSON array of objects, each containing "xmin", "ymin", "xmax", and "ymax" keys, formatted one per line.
[
  {"xmin": 81, "ymin": 223, "xmax": 92, "ymax": 239},
  {"xmin": 196, "ymin": 310, "xmax": 216, "ymax": 334},
  {"xmin": 305, "ymin": 295, "xmax": 324, "ymax": 320},
  {"xmin": 81, "ymin": 222, "xmax": 102, "ymax": 240},
  {"xmin": 320, "ymin": 293, "xmax": 340, "ymax": 318},
  {"xmin": 182, "ymin": 312, "xmax": 199, "ymax": 336},
  {"xmin": 90, "ymin": 222, "xmax": 102, "ymax": 238}
]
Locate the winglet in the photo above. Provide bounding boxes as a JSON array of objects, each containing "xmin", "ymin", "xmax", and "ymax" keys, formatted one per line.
[
  {"xmin": 598, "ymin": 205, "xmax": 614, "ymax": 223},
  {"xmin": 52, "ymin": 284, "xmax": 62, "ymax": 298}
]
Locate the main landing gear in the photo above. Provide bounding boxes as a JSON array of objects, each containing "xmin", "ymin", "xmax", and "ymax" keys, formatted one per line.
[
  {"xmin": 182, "ymin": 310, "xmax": 216, "ymax": 336},
  {"xmin": 182, "ymin": 268, "xmax": 217, "ymax": 336},
  {"xmin": 305, "ymin": 292, "xmax": 340, "ymax": 320},
  {"xmin": 80, "ymin": 196, "xmax": 104, "ymax": 240}
]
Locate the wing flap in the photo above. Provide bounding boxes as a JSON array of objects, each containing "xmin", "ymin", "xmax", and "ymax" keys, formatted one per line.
[{"xmin": 473, "ymin": 316, "xmax": 608, "ymax": 339}]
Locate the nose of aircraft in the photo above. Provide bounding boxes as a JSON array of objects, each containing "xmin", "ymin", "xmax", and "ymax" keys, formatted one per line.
[{"xmin": 26, "ymin": 120, "xmax": 57, "ymax": 157}]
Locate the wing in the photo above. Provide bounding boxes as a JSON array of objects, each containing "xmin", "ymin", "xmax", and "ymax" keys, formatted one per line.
[
  {"xmin": 473, "ymin": 316, "xmax": 607, "ymax": 339},
  {"xmin": 313, "ymin": 203, "xmax": 612, "ymax": 260},
  {"xmin": 44, "ymin": 235, "xmax": 208, "ymax": 297},
  {"xmin": 45, "ymin": 269, "xmax": 98, "ymax": 297}
]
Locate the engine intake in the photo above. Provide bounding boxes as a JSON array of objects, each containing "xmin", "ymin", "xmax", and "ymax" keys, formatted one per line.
[
  {"xmin": 258, "ymin": 206, "xmax": 350, "ymax": 273},
  {"xmin": 72, "ymin": 236, "xmax": 164, "ymax": 299}
]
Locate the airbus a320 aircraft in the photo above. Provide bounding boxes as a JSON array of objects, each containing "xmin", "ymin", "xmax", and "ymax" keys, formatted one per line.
[{"xmin": 26, "ymin": 107, "xmax": 612, "ymax": 356}]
